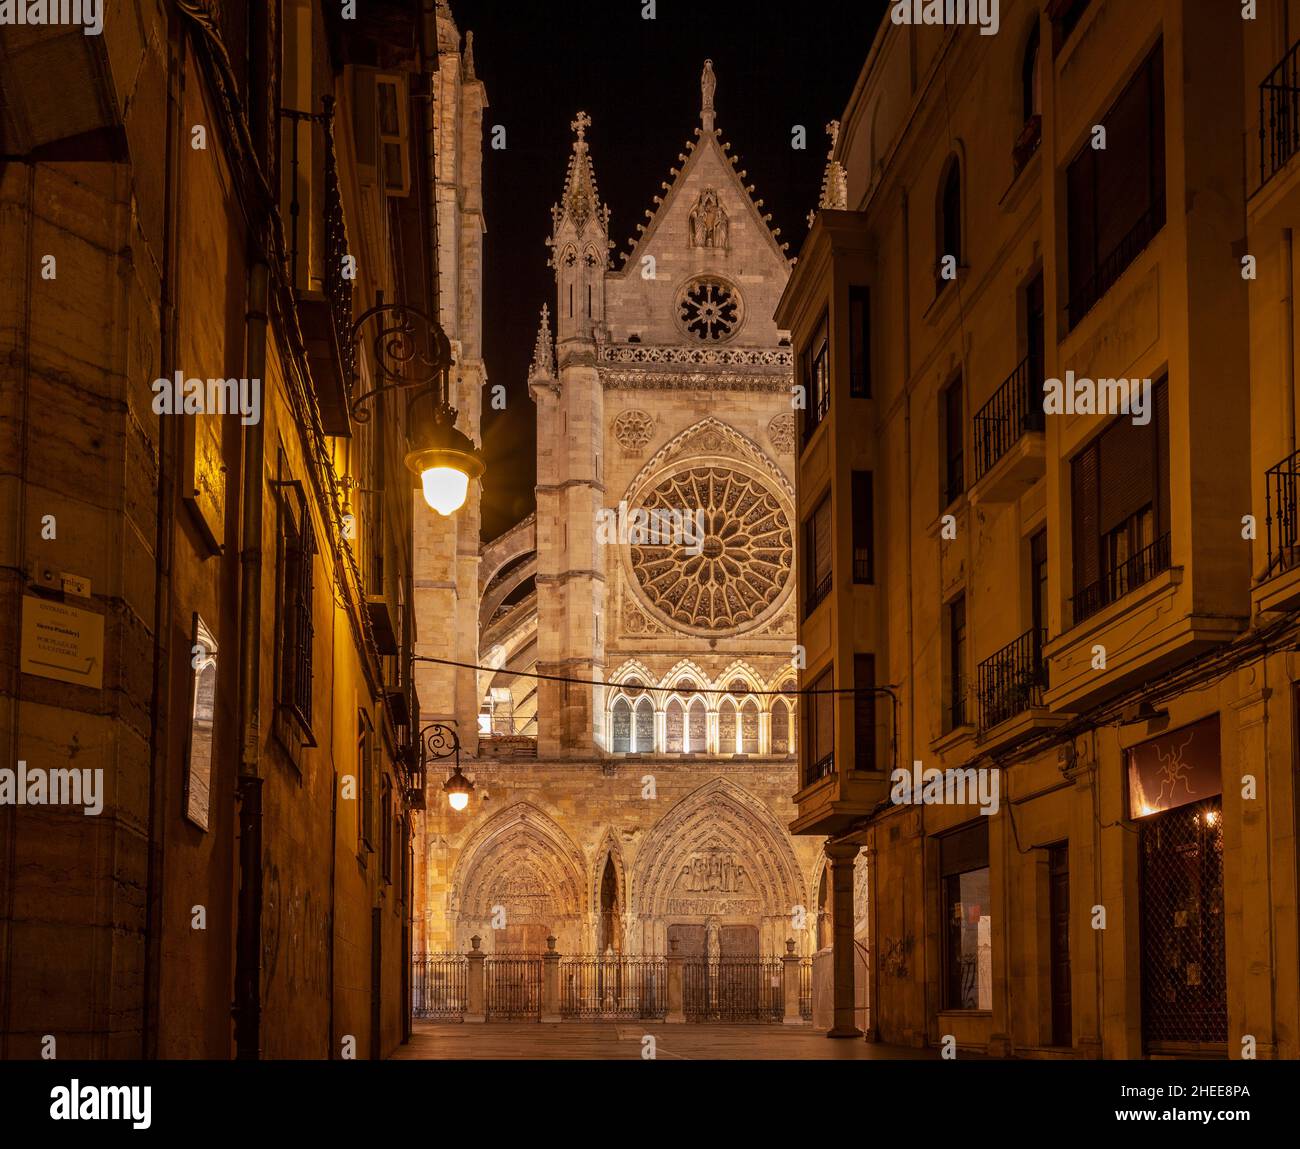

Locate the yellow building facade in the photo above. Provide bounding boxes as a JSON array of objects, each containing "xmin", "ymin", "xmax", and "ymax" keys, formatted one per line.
[
  {"xmin": 0, "ymin": 0, "xmax": 444, "ymax": 1058},
  {"xmin": 782, "ymin": 0, "xmax": 1300, "ymax": 1058}
]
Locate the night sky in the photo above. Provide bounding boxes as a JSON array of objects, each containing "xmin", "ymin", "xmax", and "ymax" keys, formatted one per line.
[{"xmin": 457, "ymin": 0, "xmax": 890, "ymax": 539}]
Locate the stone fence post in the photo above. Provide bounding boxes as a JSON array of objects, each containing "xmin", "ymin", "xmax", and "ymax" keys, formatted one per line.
[
  {"xmin": 666, "ymin": 940, "xmax": 685, "ymax": 1023},
  {"xmin": 465, "ymin": 935, "xmax": 486, "ymax": 1023},
  {"xmin": 541, "ymin": 935, "xmax": 561, "ymax": 1022},
  {"xmin": 782, "ymin": 938, "xmax": 803, "ymax": 1025}
]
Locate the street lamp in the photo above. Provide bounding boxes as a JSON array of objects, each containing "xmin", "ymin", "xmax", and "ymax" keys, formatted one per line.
[
  {"xmin": 421, "ymin": 722, "xmax": 475, "ymax": 812},
  {"xmin": 349, "ymin": 291, "xmax": 485, "ymax": 516}
]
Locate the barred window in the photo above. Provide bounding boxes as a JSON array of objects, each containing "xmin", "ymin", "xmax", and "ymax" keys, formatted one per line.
[
  {"xmin": 381, "ymin": 774, "xmax": 393, "ymax": 884},
  {"xmin": 357, "ymin": 710, "xmax": 375, "ymax": 853},
  {"xmin": 279, "ymin": 488, "xmax": 315, "ymax": 732}
]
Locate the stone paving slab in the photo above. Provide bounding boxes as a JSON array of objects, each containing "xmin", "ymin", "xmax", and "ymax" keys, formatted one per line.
[{"xmin": 392, "ymin": 1021, "xmax": 941, "ymax": 1060}]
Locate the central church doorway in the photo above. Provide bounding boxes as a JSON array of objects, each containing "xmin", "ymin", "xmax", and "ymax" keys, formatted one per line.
[{"xmin": 672, "ymin": 923, "xmax": 770, "ymax": 1020}]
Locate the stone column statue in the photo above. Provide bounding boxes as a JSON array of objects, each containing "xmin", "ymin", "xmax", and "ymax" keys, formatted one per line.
[{"xmin": 701, "ymin": 59, "xmax": 716, "ymax": 132}]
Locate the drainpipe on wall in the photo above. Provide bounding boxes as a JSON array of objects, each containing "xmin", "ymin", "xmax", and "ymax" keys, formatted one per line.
[
  {"xmin": 142, "ymin": 3, "xmax": 185, "ymax": 1060},
  {"xmin": 234, "ymin": 256, "xmax": 270, "ymax": 1060},
  {"xmin": 1283, "ymin": 229, "xmax": 1296, "ymax": 455}
]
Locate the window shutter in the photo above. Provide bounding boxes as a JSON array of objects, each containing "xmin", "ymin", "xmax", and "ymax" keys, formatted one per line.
[
  {"xmin": 1098, "ymin": 413, "xmax": 1155, "ymax": 534},
  {"xmin": 813, "ymin": 496, "xmax": 832, "ymax": 587},
  {"xmin": 1155, "ymin": 378, "xmax": 1170, "ymax": 534},
  {"xmin": 1072, "ymin": 443, "xmax": 1100, "ymax": 594},
  {"xmin": 853, "ymin": 654, "xmax": 876, "ymax": 770}
]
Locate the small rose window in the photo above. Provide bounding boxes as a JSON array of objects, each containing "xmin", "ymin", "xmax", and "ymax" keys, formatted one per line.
[{"xmin": 677, "ymin": 276, "xmax": 742, "ymax": 342}]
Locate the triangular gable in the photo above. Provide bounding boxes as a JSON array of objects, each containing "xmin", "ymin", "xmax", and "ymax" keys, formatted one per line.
[{"xmin": 612, "ymin": 127, "xmax": 791, "ymax": 279}]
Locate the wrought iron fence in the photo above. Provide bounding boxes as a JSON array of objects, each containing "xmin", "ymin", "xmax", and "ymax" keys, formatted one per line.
[
  {"xmin": 560, "ymin": 955, "xmax": 667, "ymax": 1019},
  {"xmin": 798, "ymin": 957, "xmax": 812, "ymax": 1021},
  {"xmin": 1265, "ymin": 447, "xmax": 1300, "ymax": 577},
  {"xmin": 484, "ymin": 955, "xmax": 543, "ymax": 1020},
  {"xmin": 1260, "ymin": 38, "xmax": 1300, "ymax": 187},
  {"xmin": 683, "ymin": 958, "xmax": 785, "ymax": 1022},
  {"xmin": 412, "ymin": 952, "xmax": 467, "ymax": 1020},
  {"xmin": 973, "ymin": 355, "xmax": 1045, "ymax": 482},
  {"xmin": 1073, "ymin": 532, "xmax": 1171, "ymax": 624},
  {"xmin": 976, "ymin": 628, "xmax": 1047, "ymax": 732}
]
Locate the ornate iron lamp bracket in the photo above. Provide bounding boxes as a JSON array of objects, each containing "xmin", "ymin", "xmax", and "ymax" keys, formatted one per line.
[
  {"xmin": 420, "ymin": 722, "xmax": 461, "ymax": 770},
  {"xmin": 348, "ymin": 290, "xmax": 455, "ymax": 424}
]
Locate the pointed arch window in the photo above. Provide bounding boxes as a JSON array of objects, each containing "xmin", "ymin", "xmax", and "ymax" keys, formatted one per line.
[
  {"xmin": 687, "ymin": 699, "xmax": 707, "ymax": 753},
  {"xmin": 1015, "ymin": 23, "xmax": 1044, "ymax": 175},
  {"xmin": 666, "ymin": 698, "xmax": 685, "ymax": 753},
  {"xmin": 719, "ymin": 699, "xmax": 738, "ymax": 755},
  {"xmin": 936, "ymin": 157, "xmax": 962, "ymax": 294},
  {"xmin": 633, "ymin": 697, "xmax": 655, "ymax": 753},
  {"xmin": 740, "ymin": 699, "xmax": 759, "ymax": 755},
  {"xmin": 771, "ymin": 697, "xmax": 791, "ymax": 755},
  {"xmin": 612, "ymin": 697, "xmax": 632, "ymax": 753}
]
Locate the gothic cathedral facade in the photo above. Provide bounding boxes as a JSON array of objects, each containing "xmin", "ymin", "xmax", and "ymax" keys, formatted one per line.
[{"xmin": 417, "ymin": 60, "xmax": 850, "ymax": 961}]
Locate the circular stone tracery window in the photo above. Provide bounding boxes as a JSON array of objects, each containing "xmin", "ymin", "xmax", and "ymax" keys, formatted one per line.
[
  {"xmin": 629, "ymin": 466, "xmax": 792, "ymax": 633},
  {"xmin": 677, "ymin": 276, "xmax": 743, "ymax": 342}
]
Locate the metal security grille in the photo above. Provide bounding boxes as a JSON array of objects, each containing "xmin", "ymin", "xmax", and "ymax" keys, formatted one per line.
[
  {"xmin": 560, "ymin": 956, "xmax": 666, "ymax": 1019},
  {"xmin": 1140, "ymin": 798, "xmax": 1227, "ymax": 1049},
  {"xmin": 484, "ymin": 956, "xmax": 542, "ymax": 1020},
  {"xmin": 411, "ymin": 953, "xmax": 466, "ymax": 1020},
  {"xmin": 683, "ymin": 959, "xmax": 784, "ymax": 1022}
]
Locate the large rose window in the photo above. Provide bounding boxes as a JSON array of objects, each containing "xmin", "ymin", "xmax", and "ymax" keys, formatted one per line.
[{"xmin": 629, "ymin": 466, "xmax": 792, "ymax": 632}]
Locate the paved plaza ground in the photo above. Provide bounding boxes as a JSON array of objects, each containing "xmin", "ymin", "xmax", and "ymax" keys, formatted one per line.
[{"xmin": 392, "ymin": 1021, "xmax": 942, "ymax": 1060}]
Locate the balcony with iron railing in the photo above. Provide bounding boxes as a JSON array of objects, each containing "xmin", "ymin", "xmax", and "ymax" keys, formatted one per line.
[
  {"xmin": 1259, "ymin": 40, "xmax": 1300, "ymax": 190},
  {"xmin": 977, "ymin": 629, "xmax": 1047, "ymax": 733},
  {"xmin": 282, "ymin": 97, "xmax": 354, "ymax": 435},
  {"xmin": 1066, "ymin": 202, "xmax": 1164, "ymax": 331},
  {"xmin": 971, "ymin": 355, "xmax": 1046, "ymax": 501},
  {"xmin": 805, "ymin": 569, "xmax": 832, "ymax": 618},
  {"xmin": 1072, "ymin": 532, "xmax": 1172, "ymax": 625},
  {"xmin": 1258, "ymin": 447, "xmax": 1300, "ymax": 614}
]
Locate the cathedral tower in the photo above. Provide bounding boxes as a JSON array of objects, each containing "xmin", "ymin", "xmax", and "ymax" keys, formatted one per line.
[{"xmin": 531, "ymin": 113, "xmax": 612, "ymax": 755}]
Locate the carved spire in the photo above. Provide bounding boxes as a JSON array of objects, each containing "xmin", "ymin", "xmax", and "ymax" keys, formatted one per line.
[
  {"xmin": 818, "ymin": 120, "xmax": 848, "ymax": 210},
  {"xmin": 530, "ymin": 304, "xmax": 555, "ymax": 380},
  {"xmin": 556, "ymin": 111, "xmax": 608, "ymax": 236},
  {"xmin": 463, "ymin": 30, "xmax": 477, "ymax": 81},
  {"xmin": 807, "ymin": 121, "xmax": 848, "ymax": 228},
  {"xmin": 701, "ymin": 59, "xmax": 717, "ymax": 133}
]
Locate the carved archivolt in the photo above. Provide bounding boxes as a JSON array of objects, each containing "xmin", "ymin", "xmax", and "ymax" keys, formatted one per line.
[
  {"xmin": 631, "ymin": 777, "xmax": 805, "ymax": 919},
  {"xmin": 451, "ymin": 803, "xmax": 587, "ymax": 924}
]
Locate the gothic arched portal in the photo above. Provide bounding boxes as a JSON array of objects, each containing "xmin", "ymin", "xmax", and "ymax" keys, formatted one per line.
[{"xmin": 632, "ymin": 777, "xmax": 805, "ymax": 955}]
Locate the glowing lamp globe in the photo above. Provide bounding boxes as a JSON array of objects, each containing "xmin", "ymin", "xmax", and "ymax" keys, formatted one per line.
[
  {"xmin": 405, "ymin": 407, "xmax": 485, "ymax": 517},
  {"xmin": 421, "ymin": 465, "xmax": 471, "ymax": 516},
  {"xmin": 442, "ymin": 764, "xmax": 474, "ymax": 811}
]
